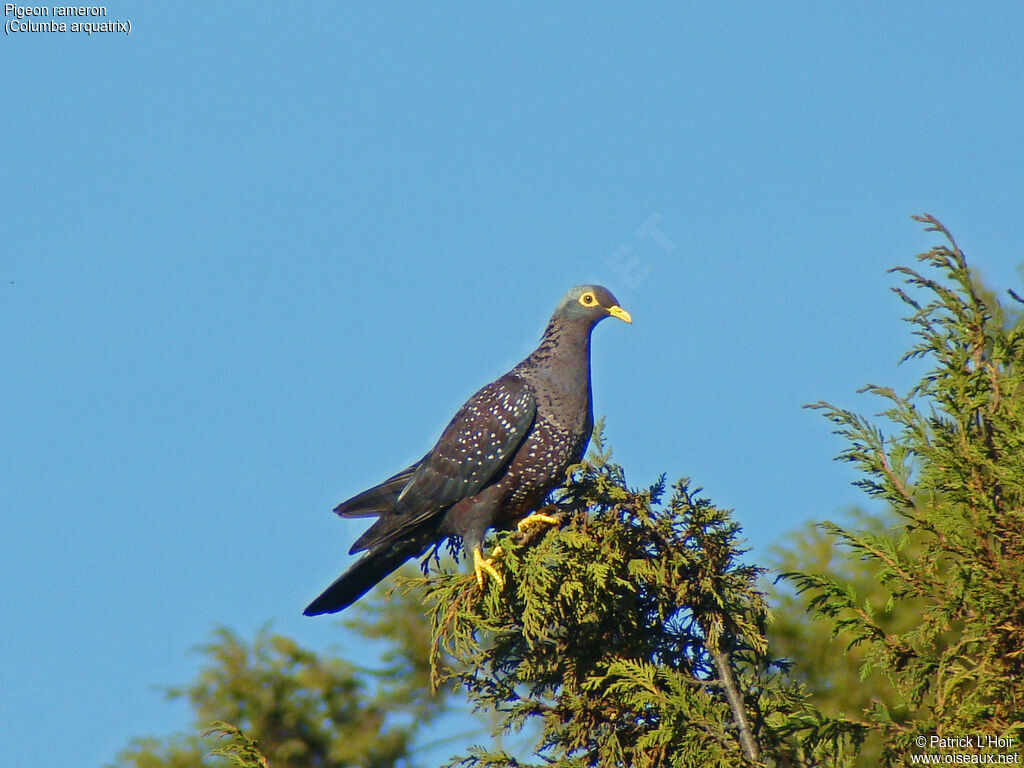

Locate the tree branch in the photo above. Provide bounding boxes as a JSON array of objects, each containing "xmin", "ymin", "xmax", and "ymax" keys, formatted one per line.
[{"xmin": 712, "ymin": 649, "xmax": 760, "ymax": 764}]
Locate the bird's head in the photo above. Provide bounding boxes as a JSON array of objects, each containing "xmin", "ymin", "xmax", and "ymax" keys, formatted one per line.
[{"xmin": 554, "ymin": 285, "xmax": 632, "ymax": 327}]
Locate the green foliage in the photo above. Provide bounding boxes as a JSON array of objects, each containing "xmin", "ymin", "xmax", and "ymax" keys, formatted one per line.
[
  {"xmin": 768, "ymin": 510, "xmax": 927, "ymax": 765},
  {"xmin": 786, "ymin": 215, "xmax": 1024, "ymax": 764},
  {"xmin": 204, "ymin": 723, "xmax": 269, "ymax": 768},
  {"xmin": 109, "ymin": 583, "xmax": 453, "ymax": 768},
  {"xmin": 418, "ymin": 423, "xmax": 857, "ymax": 767}
]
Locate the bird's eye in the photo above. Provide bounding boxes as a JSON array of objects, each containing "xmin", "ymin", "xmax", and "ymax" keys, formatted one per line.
[{"xmin": 579, "ymin": 292, "xmax": 597, "ymax": 307}]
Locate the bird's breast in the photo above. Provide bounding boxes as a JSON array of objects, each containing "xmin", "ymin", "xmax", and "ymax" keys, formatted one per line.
[{"xmin": 495, "ymin": 411, "xmax": 589, "ymax": 522}]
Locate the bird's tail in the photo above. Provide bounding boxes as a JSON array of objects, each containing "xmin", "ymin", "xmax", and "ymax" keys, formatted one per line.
[
  {"xmin": 303, "ymin": 533, "xmax": 433, "ymax": 616},
  {"xmin": 333, "ymin": 463, "xmax": 419, "ymax": 518}
]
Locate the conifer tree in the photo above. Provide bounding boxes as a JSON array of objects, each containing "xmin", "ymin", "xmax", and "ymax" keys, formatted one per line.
[
  {"xmin": 420, "ymin": 425, "xmax": 857, "ymax": 767},
  {"xmin": 108, "ymin": 587, "xmax": 455, "ymax": 768},
  {"xmin": 786, "ymin": 215, "xmax": 1024, "ymax": 764}
]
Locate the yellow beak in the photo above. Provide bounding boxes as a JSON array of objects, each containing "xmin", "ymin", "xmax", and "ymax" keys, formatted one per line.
[{"xmin": 607, "ymin": 305, "xmax": 632, "ymax": 324}]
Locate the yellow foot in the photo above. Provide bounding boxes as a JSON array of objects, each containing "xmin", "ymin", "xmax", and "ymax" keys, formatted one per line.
[
  {"xmin": 473, "ymin": 546, "xmax": 505, "ymax": 589},
  {"xmin": 516, "ymin": 512, "xmax": 560, "ymax": 532}
]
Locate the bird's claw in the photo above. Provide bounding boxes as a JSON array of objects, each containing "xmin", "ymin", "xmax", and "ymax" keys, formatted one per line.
[
  {"xmin": 516, "ymin": 512, "xmax": 560, "ymax": 532},
  {"xmin": 473, "ymin": 546, "xmax": 505, "ymax": 589}
]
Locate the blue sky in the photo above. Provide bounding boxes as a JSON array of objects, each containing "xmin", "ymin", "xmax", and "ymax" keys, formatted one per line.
[{"xmin": 3, "ymin": 2, "xmax": 1023, "ymax": 766}]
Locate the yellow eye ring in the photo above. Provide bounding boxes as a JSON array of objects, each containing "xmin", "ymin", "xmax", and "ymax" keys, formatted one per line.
[{"xmin": 578, "ymin": 292, "xmax": 597, "ymax": 307}]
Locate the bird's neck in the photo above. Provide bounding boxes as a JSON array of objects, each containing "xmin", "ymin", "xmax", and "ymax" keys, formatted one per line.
[{"xmin": 518, "ymin": 320, "xmax": 594, "ymax": 392}]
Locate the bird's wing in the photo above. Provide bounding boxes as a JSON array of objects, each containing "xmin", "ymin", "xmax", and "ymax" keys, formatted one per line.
[
  {"xmin": 394, "ymin": 375, "xmax": 536, "ymax": 518},
  {"xmin": 347, "ymin": 375, "xmax": 536, "ymax": 554},
  {"xmin": 333, "ymin": 463, "xmax": 419, "ymax": 518}
]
